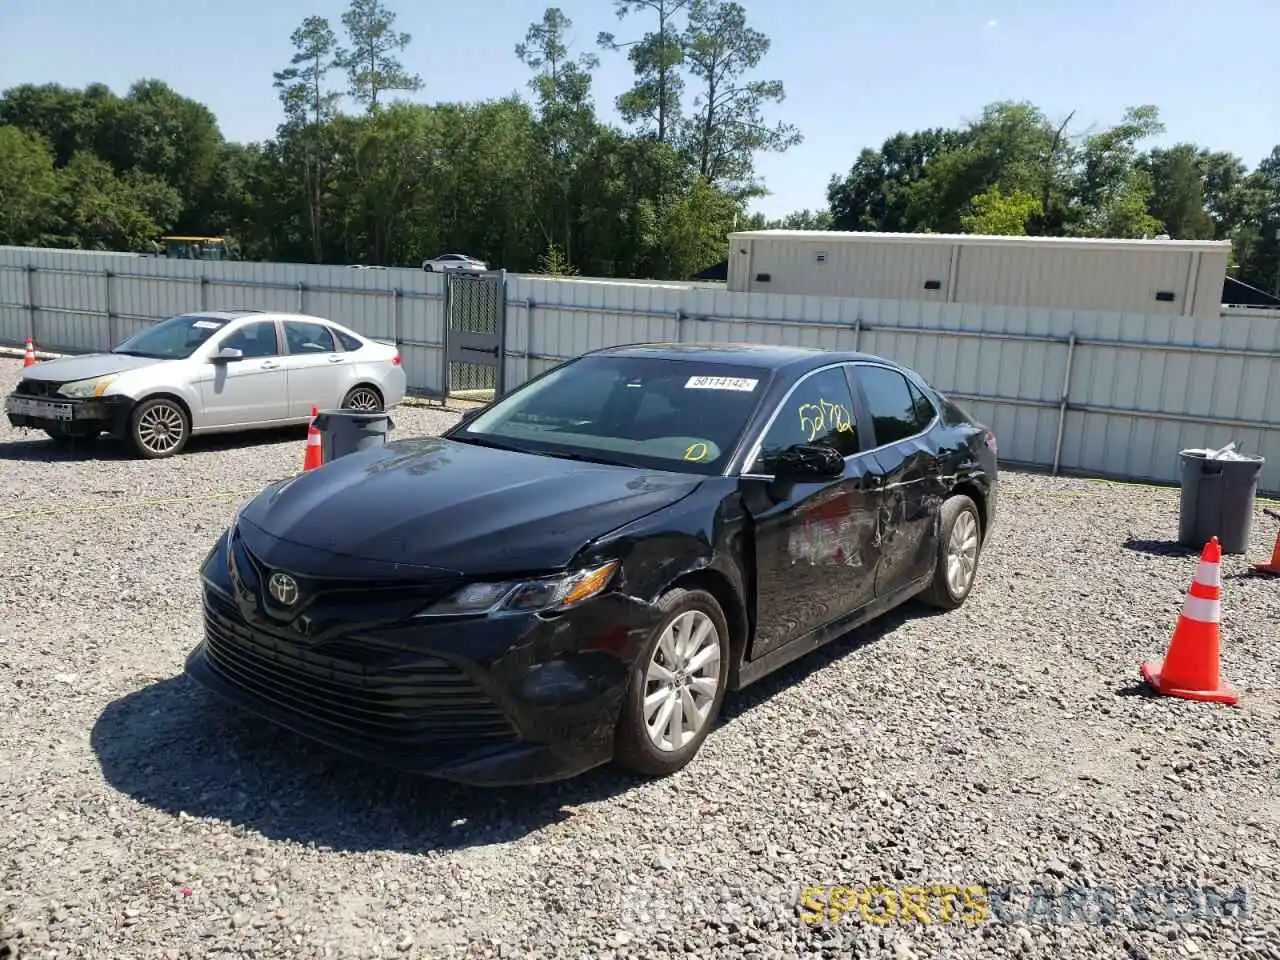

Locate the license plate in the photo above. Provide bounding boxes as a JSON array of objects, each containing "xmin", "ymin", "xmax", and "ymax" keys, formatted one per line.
[{"xmin": 5, "ymin": 395, "xmax": 74, "ymax": 420}]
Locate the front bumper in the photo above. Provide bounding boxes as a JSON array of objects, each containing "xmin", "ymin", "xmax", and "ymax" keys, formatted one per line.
[
  {"xmin": 4, "ymin": 391, "xmax": 131, "ymax": 437},
  {"xmin": 185, "ymin": 526, "xmax": 660, "ymax": 786}
]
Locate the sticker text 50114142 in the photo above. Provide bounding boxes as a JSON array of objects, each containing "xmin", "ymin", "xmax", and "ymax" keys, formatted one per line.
[{"xmin": 685, "ymin": 376, "xmax": 759, "ymax": 392}]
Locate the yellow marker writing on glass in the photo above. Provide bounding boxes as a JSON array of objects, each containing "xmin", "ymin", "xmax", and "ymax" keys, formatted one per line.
[{"xmin": 684, "ymin": 442, "xmax": 710, "ymax": 462}]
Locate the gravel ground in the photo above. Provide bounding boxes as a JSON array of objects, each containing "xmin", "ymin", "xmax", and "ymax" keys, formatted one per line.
[{"xmin": 1, "ymin": 353, "xmax": 1278, "ymax": 960}]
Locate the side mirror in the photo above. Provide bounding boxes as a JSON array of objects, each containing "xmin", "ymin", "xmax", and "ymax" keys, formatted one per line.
[
  {"xmin": 212, "ymin": 347, "xmax": 243, "ymax": 363},
  {"xmin": 771, "ymin": 443, "xmax": 845, "ymax": 482},
  {"xmin": 458, "ymin": 405, "xmax": 487, "ymax": 426}
]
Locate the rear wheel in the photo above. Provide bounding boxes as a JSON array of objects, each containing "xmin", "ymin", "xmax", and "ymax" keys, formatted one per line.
[
  {"xmin": 614, "ymin": 587, "xmax": 730, "ymax": 778},
  {"xmin": 341, "ymin": 385, "xmax": 383, "ymax": 411},
  {"xmin": 128, "ymin": 397, "xmax": 190, "ymax": 459},
  {"xmin": 919, "ymin": 494, "xmax": 983, "ymax": 609}
]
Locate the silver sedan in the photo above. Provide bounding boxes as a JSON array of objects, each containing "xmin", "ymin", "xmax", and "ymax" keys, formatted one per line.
[{"xmin": 4, "ymin": 310, "xmax": 408, "ymax": 459}]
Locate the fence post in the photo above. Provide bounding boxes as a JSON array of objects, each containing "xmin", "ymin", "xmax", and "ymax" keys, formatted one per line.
[
  {"xmin": 296, "ymin": 281, "xmax": 306, "ymax": 313},
  {"xmin": 1052, "ymin": 333, "xmax": 1077, "ymax": 475},
  {"xmin": 104, "ymin": 270, "xmax": 117, "ymax": 350},
  {"xmin": 391, "ymin": 287, "xmax": 402, "ymax": 348},
  {"xmin": 25, "ymin": 265, "xmax": 37, "ymax": 344},
  {"xmin": 495, "ymin": 269, "xmax": 509, "ymax": 397},
  {"xmin": 199, "ymin": 276, "xmax": 209, "ymax": 311},
  {"xmin": 851, "ymin": 317, "xmax": 862, "ymax": 353},
  {"xmin": 524, "ymin": 298, "xmax": 536, "ymax": 388}
]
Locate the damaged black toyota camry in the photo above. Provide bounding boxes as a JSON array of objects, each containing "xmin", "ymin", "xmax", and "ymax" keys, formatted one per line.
[{"xmin": 187, "ymin": 343, "xmax": 998, "ymax": 786}]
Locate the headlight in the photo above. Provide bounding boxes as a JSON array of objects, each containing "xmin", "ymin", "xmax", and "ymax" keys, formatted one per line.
[
  {"xmin": 416, "ymin": 560, "xmax": 619, "ymax": 618},
  {"xmin": 58, "ymin": 375, "xmax": 118, "ymax": 398}
]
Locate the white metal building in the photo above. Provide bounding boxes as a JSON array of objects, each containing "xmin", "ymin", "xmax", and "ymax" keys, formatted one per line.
[{"xmin": 725, "ymin": 231, "xmax": 1234, "ymax": 319}]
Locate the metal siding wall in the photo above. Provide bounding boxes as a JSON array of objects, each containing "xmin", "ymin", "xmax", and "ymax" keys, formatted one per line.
[
  {"xmin": 2, "ymin": 246, "xmax": 1276, "ymax": 494},
  {"xmin": 745, "ymin": 238, "xmax": 953, "ymax": 301}
]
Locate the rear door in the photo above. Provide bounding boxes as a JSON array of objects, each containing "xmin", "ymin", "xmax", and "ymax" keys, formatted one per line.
[
  {"xmin": 740, "ymin": 363, "xmax": 881, "ymax": 660},
  {"xmin": 280, "ymin": 319, "xmax": 352, "ymax": 418},
  {"xmin": 198, "ymin": 320, "xmax": 289, "ymax": 427},
  {"xmin": 848, "ymin": 362, "xmax": 947, "ymax": 598}
]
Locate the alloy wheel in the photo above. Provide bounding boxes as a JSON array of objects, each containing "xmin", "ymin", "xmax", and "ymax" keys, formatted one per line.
[
  {"xmin": 136, "ymin": 402, "xmax": 186, "ymax": 456},
  {"xmin": 643, "ymin": 610, "xmax": 722, "ymax": 752},
  {"xmin": 946, "ymin": 509, "xmax": 981, "ymax": 596},
  {"xmin": 344, "ymin": 387, "xmax": 381, "ymax": 411}
]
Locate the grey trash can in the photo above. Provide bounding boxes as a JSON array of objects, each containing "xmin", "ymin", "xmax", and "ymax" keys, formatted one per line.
[
  {"xmin": 312, "ymin": 408, "xmax": 394, "ymax": 463},
  {"xmin": 1177, "ymin": 448, "xmax": 1265, "ymax": 555}
]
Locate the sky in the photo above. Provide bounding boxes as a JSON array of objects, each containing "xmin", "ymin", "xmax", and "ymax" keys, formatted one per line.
[{"xmin": 2, "ymin": 0, "xmax": 1277, "ymax": 220}]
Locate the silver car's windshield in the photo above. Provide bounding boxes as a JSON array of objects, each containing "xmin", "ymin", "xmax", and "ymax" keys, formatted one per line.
[{"xmin": 112, "ymin": 314, "xmax": 231, "ymax": 359}]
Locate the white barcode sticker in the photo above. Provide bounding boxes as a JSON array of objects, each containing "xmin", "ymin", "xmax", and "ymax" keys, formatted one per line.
[{"xmin": 685, "ymin": 376, "xmax": 759, "ymax": 392}]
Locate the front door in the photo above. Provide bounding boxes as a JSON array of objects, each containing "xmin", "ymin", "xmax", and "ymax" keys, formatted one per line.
[
  {"xmin": 198, "ymin": 320, "xmax": 289, "ymax": 427},
  {"xmin": 280, "ymin": 319, "xmax": 351, "ymax": 418},
  {"xmin": 849, "ymin": 363, "xmax": 947, "ymax": 597},
  {"xmin": 742, "ymin": 364, "xmax": 881, "ymax": 660}
]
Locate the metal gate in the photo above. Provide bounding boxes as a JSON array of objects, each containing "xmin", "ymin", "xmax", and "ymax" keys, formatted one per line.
[{"xmin": 444, "ymin": 270, "xmax": 507, "ymax": 401}]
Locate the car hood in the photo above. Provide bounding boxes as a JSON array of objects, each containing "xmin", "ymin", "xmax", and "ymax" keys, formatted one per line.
[
  {"xmin": 18, "ymin": 352, "xmax": 164, "ymax": 383},
  {"xmin": 237, "ymin": 437, "xmax": 704, "ymax": 575}
]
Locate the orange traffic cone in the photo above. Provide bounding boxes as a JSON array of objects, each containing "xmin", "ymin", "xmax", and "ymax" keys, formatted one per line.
[
  {"xmin": 1253, "ymin": 528, "xmax": 1280, "ymax": 576},
  {"xmin": 303, "ymin": 406, "xmax": 323, "ymax": 471},
  {"xmin": 23, "ymin": 337, "xmax": 37, "ymax": 367},
  {"xmin": 1140, "ymin": 536, "xmax": 1238, "ymax": 705}
]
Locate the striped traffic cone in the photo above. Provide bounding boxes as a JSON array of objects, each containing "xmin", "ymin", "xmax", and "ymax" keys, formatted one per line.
[
  {"xmin": 303, "ymin": 406, "xmax": 323, "ymax": 471},
  {"xmin": 1253, "ymin": 509, "xmax": 1280, "ymax": 576},
  {"xmin": 23, "ymin": 337, "xmax": 37, "ymax": 367},
  {"xmin": 1140, "ymin": 536, "xmax": 1239, "ymax": 705}
]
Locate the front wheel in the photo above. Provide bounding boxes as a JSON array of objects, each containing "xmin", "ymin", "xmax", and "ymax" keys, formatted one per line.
[
  {"xmin": 128, "ymin": 397, "xmax": 190, "ymax": 459},
  {"xmin": 613, "ymin": 587, "xmax": 731, "ymax": 778},
  {"xmin": 423, "ymin": 264, "xmax": 434, "ymax": 272},
  {"xmin": 919, "ymin": 494, "xmax": 983, "ymax": 609}
]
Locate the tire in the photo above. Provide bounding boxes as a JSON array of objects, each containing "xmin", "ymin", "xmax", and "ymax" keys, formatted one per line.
[
  {"xmin": 918, "ymin": 494, "xmax": 983, "ymax": 610},
  {"xmin": 423, "ymin": 264, "xmax": 434, "ymax": 272},
  {"xmin": 613, "ymin": 587, "xmax": 731, "ymax": 778},
  {"xmin": 341, "ymin": 384, "xmax": 383, "ymax": 412},
  {"xmin": 128, "ymin": 397, "xmax": 190, "ymax": 459}
]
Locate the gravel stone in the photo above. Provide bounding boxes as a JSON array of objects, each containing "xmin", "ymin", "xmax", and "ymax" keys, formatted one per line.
[{"xmin": 1, "ymin": 355, "xmax": 1278, "ymax": 959}]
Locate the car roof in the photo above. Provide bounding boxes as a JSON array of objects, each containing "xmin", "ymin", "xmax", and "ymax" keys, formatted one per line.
[{"xmin": 585, "ymin": 341, "xmax": 894, "ymax": 373}]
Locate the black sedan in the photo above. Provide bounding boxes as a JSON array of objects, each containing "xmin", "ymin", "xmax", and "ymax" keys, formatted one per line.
[{"xmin": 187, "ymin": 343, "xmax": 998, "ymax": 786}]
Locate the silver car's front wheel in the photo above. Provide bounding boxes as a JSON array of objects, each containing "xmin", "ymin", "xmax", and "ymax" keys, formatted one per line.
[
  {"xmin": 614, "ymin": 587, "xmax": 731, "ymax": 778},
  {"xmin": 129, "ymin": 397, "xmax": 190, "ymax": 459}
]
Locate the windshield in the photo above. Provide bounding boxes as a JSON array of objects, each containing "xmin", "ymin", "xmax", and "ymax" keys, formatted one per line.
[
  {"xmin": 451, "ymin": 355, "xmax": 772, "ymax": 474},
  {"xmin": 112, "ymin": 314, "xmax": 229, "ymax": 359}
]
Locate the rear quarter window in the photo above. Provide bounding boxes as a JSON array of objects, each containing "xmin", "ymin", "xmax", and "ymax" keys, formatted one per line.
[{"xmin": 335, "ymin": 330, "xmax": 364, "ymax": 351}]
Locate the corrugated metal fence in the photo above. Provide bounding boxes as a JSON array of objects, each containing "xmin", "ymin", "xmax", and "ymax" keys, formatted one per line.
[{"xmin": 2, "ymin": 245, "xmax": 1278, "ymax": 495}]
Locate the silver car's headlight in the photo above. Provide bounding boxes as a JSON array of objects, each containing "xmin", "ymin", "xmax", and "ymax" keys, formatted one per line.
[
  {"xmin": 58, "ymin": 375, "xmax": 118, "ymax": 398},
  {"xmin": 416, "ymin": 560, "xmax": 619, "ymax": 618}
]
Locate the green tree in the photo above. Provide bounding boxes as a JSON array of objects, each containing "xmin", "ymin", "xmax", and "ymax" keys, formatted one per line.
[
  {"xmin": 961, "ymin": 186, "xmax": 1043, "ymax": 235},
  {"xmin": 0, "ymin": 125, "xmax": 60, "ymax": 245},
  {"xmin": 274, "ymin": 16, "xmax": 342, "ymax": 127},
  {"xmin": 51, "ymin": 152, "xmax": 181, "ymax": 251},
  {"xmin": 333, "ymin": 0, "xmax": 423, "ymax": 111},
  {"xmin": 678, "ymin": 0, "xmax": 800, "ymax": 198},
  {"xmin": 598, "ymin": 0, "xmax": 689, "ymax": 143}
]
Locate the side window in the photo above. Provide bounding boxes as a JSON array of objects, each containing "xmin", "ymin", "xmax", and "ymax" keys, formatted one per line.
[
  {"xmin": 856, "ymin": 365, "xmax": 923, "ymax": 447},
  {"xmin": 907, "ymin": 378, "xmax": 937, "ymax": 430},
  {"xmin": 283, "ymin": 321, "xmax": 336, "ymax": 355},
  {"xmin": 752, "ymin": 366, "xmax": 860, "ymax": 471},
  {"xmin": 219, "ymin": 321, "xmax": 279, "ymax": 359},
  {"xmin": 334, "ymin": 329, "xmax": 364, "ymax": 352}
]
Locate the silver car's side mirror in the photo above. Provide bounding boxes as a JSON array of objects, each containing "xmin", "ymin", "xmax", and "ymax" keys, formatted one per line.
[{"xmin": 212, "ymin": 347, "xmax": 244, "ymax": 363}]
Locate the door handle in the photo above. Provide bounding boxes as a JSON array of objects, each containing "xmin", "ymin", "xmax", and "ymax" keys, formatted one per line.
[
  {"xmin": 328, "ymin": 356, "xmax": 345, "ymax": 363},
  {"xmin": 261, "ymin": 360, "xmax": 280, "ymax": 369}
]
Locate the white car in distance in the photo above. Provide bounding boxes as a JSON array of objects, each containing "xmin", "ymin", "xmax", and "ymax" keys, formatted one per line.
[
  {"xmin": 421, "ymin": 254, "xmax": 487, "ymax": 273},
  {"xmin": 4, "ymin": 310, "xmax": 407, "ymax": 459}
]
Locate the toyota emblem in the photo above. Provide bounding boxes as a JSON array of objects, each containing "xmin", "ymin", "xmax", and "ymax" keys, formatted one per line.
[{"xmin": 268, "ymin": 572, "xmax": 300, "ymax": 606}]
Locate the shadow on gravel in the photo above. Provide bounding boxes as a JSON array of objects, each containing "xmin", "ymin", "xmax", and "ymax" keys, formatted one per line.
[
  {"xmin": 1114, "ymin": 681, "xmax": 1158, "ymax": 698},
  {"xmin": 1121, "ymin": 537, "xmax": 1198, "ymax": 558},
  {"xmin": 0, "ymin": 426, "xmax": 308, "ymax": 463},
  {"xmin": 90, "ymin": 674, "xmax": 637, "ymax": 854},
  {"xmin": 91, "ymin": 603, "xmax": 941, "ymax": 853}
]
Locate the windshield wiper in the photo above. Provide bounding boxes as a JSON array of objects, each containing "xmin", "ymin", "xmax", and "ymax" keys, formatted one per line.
[
  {"xmin": 452, "ymin": 435, "xmax": 526, "ymax": 454},
  {"xmin": 533, "ymin": 449, "xmax": 632, "ymax": 468}
]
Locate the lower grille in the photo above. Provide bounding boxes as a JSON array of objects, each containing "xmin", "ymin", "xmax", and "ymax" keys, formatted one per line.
[
  {"xmin": 16, "ymin": 380, "xmax": 61, "ymax": 398},
  {"xmin": 202, "ymin": 590, "xmax": 518, "ymax": 746}
]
